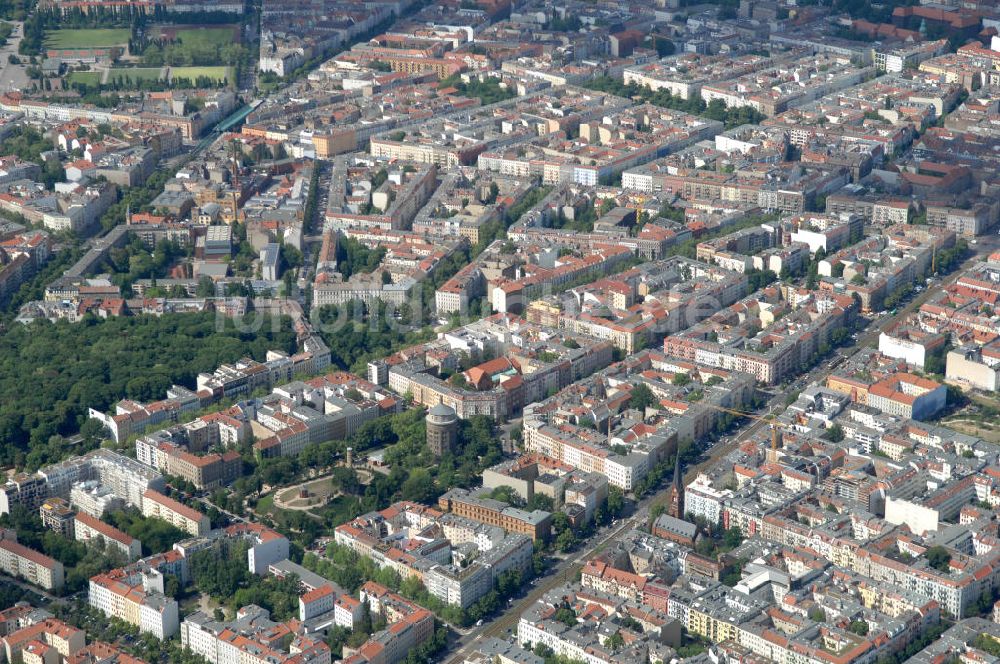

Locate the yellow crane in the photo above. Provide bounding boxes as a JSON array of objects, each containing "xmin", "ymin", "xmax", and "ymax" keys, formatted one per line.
[{"xmin": 698, "ymin": 402, "xmax": 792, "ymax": 463}]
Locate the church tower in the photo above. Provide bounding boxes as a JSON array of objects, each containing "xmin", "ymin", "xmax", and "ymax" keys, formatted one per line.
[{"xmin": 667, "ymin": 450, "xmax": 684, "ymax": 519}]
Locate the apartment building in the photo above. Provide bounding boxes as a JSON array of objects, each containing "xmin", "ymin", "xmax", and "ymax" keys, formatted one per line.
[
  {"xmin": 335, "ymin": 502, "xmax": 533, "ymax": 609},
  {"xmin": 623, "ymin": 53, "xmax": 773, "ymax": 100},
  {"xmin": 64, "ymin": 641, "xmax": 147, "ymax": 664},
  {"xmin": 38, "ymin": 497, "xmax": 75, "ymax": 537},
  {"xmin": 866, "ymin": 374, "xmax": 947, "ymax": 421},
  {"xmin": 947, "ymin": 345, "xmax": 1000, "ymax": 392},
  {"xmin": 826, "ymin": 191, "xmax": 911, "ymax": 227},
  {"xmin": 73, "ymin": 512, "xmax": 142, "ymax": 561},
  {"xmin": 1, "ymin": 449, "xmax": 166, "ymax": 517},
  {"xmin": 181, "ymin": 605, "xmax": 331, "ymax": 664},
  {"xmin": 437, "ymin": 488, "xmax": 552, "ymax": 541},
  {"xmin": 787, "ymin": 213, "xmax": 863, "ymax": 255},
  {"xmin": 164, "ymin": 448, "xmax": 242, "ymax": 491},
  {"xmin": 89, "ymin": 556, "xmax": 181, "ymax": 639},
  {"xmin": 522, "ymin": 419, "xmax": 672, "ymax": 491},
  {"xmin": 0, "ymin": 474, "xmax": 51, "ymax": 516},
  {"xmin": 435, "ymin": 263, "xmax": 485, "ymax": 316},
  {"xmin": 580, "ymin": 560, "xmax": 647, "ymax": 604},
  {"xmin": 0, "ymin": 534, "xmax": 64, "ymax": 591},
  {"xmin": 663, "ymin": 291, "xmax": 855, "ymax": 385},
  {"xmin": 140, "ymin": 490, "xmax": 210, "ymax": 536},
  {"xmin": 135, "ymin": 428, "xmax": 243, "ymax": 491},
  {"xmin": 299, "ymin": 584, "xmax": 336, "ymax": 622},
  {"xmin": 343, "ymin": 582, "xmax": 435, "ymax": 664},
  {"xmin": 878, "ymin": 328, "xmax": 948, "ymax": 370},
  {"xmin": 925, "ymin": 200, "xmax": 999, "ymax": 237},
  {"xmin": 0, "ymin": 618, "xmax": 85, "ymax": 664},
  {"xmin": 333, "ymin": 595, "xmax": 363, "ymax": 631},
  {"xmin": 517, "ymin": 585, "xmax": 678, "ymax": 664},
  {"xmin": 70, "ymin": 482, "xmax": 123, "ymax": 519},
  {"xmin": 684, "ymin": 474, "xmax": 734, "ymax": 527}
]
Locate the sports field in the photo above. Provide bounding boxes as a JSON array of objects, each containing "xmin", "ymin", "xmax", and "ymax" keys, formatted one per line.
[
  {"xmin": 176, "ymin": 27, "xmax": 238, "ymax": 47},
  {"xmin": 108, "ymin": 67, "xmax": 164, "ymax": 82},
  {"xmin": 65, "ymin": 71, "xmax": 102, "ymax": 86},
  {"xmin": 44, "ymin": 29, "xmax": 130, "ymax": 49},
  {"xmin": 150, "ymin": 24, "xmax": 240, "ymax": 46},
  {"xmin": 170, "ymin": 66, "xmax": 234, "ymax": 83}
]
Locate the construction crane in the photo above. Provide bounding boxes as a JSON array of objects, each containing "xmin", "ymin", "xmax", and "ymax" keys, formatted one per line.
[{"xmin": 698, "ymin": 402, "xmax": 791, "ymax": 463}]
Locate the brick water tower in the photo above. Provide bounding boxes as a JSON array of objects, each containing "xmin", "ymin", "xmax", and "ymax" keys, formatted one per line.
[{"xmin": 426, "ymin": 404, "xmax": 458, "ymax": 457}]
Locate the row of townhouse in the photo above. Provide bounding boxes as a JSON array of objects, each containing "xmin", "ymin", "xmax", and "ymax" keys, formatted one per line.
[
  {"xmin": 181, "ymin": 604, "xmax": 331, "ymax": 664},
  {"xmin": 140, "ymin": 489, "xmax": 210, "ymax": 537},
  {"xmin": 91, "ymin": 523, "xmax": 290, "ymax": 638},
  {"xmin": 0, "ymin": 616, "xmax": 86, "ymax": 663},
  {"xmin": 622, "ymin": 162, "xmax": 848, "ymax": 215},
  {"xmin": 663, "ymin": 292, "xmax": 856, "ymax": 385},
  {"xmin": 73, "ymin": 511, "xmax": 142, "ymax": 561},
  {"xmin": 0, "ymin": 532, "xmax": 64, "ymax": 591},
  {"xmin": 334, "ymin": 501, "xmax": 533, "ymax": 610},
  {"xmin": 89, "ymin": 336, "xmax": 332, "ymax": 444},
  {"xmin": 136, "ymin": 433, "xmax": 243, "ymax": 491},
  {"xmin": 342, "ymin": 582, "xmax": 435, "ymax": 664},
  {"xmin": 88, "ymin": 552, "xmax": 184, "ymax": 640},
  {"xmin": 383, "ymin": 336, "xmax": 613, "ymax": 423},
  {"xmin": 0, "ymin": 448, "xmax": 165, "ymax": 516},
  {"xmin": 719, "ymin": 498, "xmax": 1000, "ymax": 619},
  {"xmin": 490, "ymin": 245, "xmax": 634, "ymax": 315},
  {"xmin": 521, "ymin": 361, "xmax": 756, "ymax": 490}
]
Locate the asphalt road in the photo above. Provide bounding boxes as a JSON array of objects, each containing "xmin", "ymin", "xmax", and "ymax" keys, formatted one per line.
[
  {"xmin": 439, "ymin": 236, "xmax": 997, "ymax": 660},
  {"xmin": 443, "ymin": 513, "xmax": 645, "ymax": 662},
  {"xmin": 443, "ymin": 399, "xmax": 780, "ymax": 660},
  {"xmin": 0, "ymin": 23, "xmax": 28, "ymax": 93}
]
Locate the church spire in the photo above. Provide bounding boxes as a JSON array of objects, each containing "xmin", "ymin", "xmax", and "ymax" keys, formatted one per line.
[{"xmin": 668, "ymin": 449, "xmax": 684, "ymax": 519}]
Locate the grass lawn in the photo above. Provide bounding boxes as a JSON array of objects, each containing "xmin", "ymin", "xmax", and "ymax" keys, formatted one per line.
[
  {"xmin": 170, "ymin": 66, "xmax": 234, "ymax": 83},
  {"xmin": 108, "ymin": 67, "xmax": 163, "ymax": 82},
  {"xmin": 175, "ymin": 27, "xmax": 238, "ymax": 48},
  {"xmin": 65, "ymin": 71, "xmax": 101, "ymax": 86},
  {"xmin": 941, "ymin": 419, "xmax": 1000, "ymax": 444},
  {"xmin": 44, "ymin": 29, "xmax": 130, "ymax": 49},
  {"xmin": 254, "ymin": 493, "xmax": 274, "ymax": 515}
]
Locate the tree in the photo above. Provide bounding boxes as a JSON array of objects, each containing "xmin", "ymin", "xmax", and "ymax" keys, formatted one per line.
[
  {"xmin": 748, "ymin": 269, "xmax": 777, "ymax": 291},
  {"xmin": 672, "ymin": 373, "xmax": 691, "ymax": 386},
  {"xmin": 630, "ymin": 383, "xmax": 658, "ymax": 411},
  {"xmin": 849, "ymin": 620, "xmax": 869, "ymax": 636},
  {"xmin": 606, "ymin": 486, "xmax": 625, "ymax": 518},
  {"xmin": 400, "ymin": 468, "xmax": 437, "ymax": 504},
  {"xmin": 607, "ymin": 631, "xmax": 625, "ymax": 650},
  {"xmin": 823, "ymin": 424, "xmax": 844, "ymax": 443},
  {"xmin": 78, "ymin": 418, "xmax": 108, "ymax": 446},
  {"xmin": 489, "ymin": 485, "xmax": 524, "ymax": 507},
  {"xmin": 485, "ymin": 181, "xmax": 499, "ymax": 204},
  {"xmin": 926, "ymin": 545, "xmax": 951, "ymax": 572},
  {"xmin": 526, "ymin": 493, "xmax": 554, "ymax": 512},
  {"xmin": 722, "ymin": 527, "xmax": 743, "ymax": 550},
  {"xmin": 359, "ymin": 601, "xmax": 373, "ymax": 635},
  {"xmin": 0, "ymin": 312, "xmax": 296, "ymax": 469},
  {"xmin": 555, "ymin": 528, "xmax": 576, "ymax": 553},
  {"xmin": 280, "ymin": 244, "xmax": 302, "ymax": 272},
  {"xmin": 336, "ymin": 237, "xmax": 387, "ymax": 279},
  {"xmin": 808, "ymin": 607, "xmax": 827, "ymax": 622},
  {"xmin": 104, "ymin": 507, "xmax": 187, "ymax": 556},
  {"xmin": 554, "ymin": 607, "xmax": 577, "ymax": 626}
]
